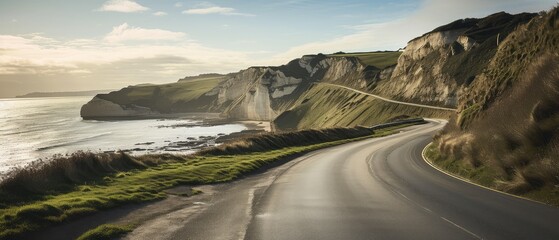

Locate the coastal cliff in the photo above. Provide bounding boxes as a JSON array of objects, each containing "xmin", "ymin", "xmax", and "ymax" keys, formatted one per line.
[
  {"xmin": 373, "ymin": 12, "xmax": 536, "ymax": 107},
  {"xmin": 80, "ymin": 54, "xmax": 384, "ymax": 121},
  {"xmin": 430, "ymin": 7, "xmax": 559, "ymax": 200},
  {"xmin": 80, "ymin": 11, "xmax": 539, "ymax": 131},
  {"xmin": 217, "ymin": 54, "xmax": 382, "ymax": 120}
]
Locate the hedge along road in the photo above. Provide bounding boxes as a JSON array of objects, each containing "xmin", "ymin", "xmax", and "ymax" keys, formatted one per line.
[{"xmin": 126, "ymin": 120, "xmax": 559, "ymax": 240}]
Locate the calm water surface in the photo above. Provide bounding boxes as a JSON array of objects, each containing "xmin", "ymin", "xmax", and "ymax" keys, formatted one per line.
[{"xmin": 0, "ymin": 96, "xmax": 246, "ymax": 174}]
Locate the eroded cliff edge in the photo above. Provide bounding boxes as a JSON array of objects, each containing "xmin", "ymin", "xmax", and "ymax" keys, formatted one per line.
[
  {"xmin": 81, "ymin": 11, "xmax": 537, "ymax": 131},
  {"xmin": 81, "ymin": 54, "xmax": 385, "ymax": 121}
]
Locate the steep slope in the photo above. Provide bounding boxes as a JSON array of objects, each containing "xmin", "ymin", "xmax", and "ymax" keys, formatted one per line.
[
  {"xmin": 218, "ymin": 54, "xmax": 394, "ymax": 121},
  {"xmin": 81, "ymin": 53, "xmax": 398, "ymax": 122},
  {"xmin": 432, "ymin": 7, "xmax": 559, "ymax": 203},
  {"xmin": 373, "ymin": 12, "xmax": 536, "ymax": 107},
  {"xmin": 271, "ymin": 12, "xmax": 538, "ymax": 130},
  {"xmin": 81, "ymin": 11, "xmax": 539, "ymax": 132},
  {"xmin": 274, "ymin": 84, "xmax": 453, "ymax": 130},
  {"xmin": 81, "ymin": 75, "xmax": 225, "ymax": 119}
]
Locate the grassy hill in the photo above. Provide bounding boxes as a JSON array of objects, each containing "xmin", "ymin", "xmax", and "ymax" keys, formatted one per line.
[
  {"xmin": 97, "ymin": 75, "xmax": 225, "ymax": 113},
  {"xmin": 274, "ymin": 84, "xmax": 452, "ymax": 130},
  {"xmin": 328, "ymin": 51, "xmax": 401, "ymax": 69}
]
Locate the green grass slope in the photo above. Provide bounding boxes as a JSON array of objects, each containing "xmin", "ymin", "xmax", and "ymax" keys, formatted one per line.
[
  {"xmin": 97, "ymin": 75, "xmax": 224, "ymax": 113},
  {"xmin": 328, "ymin": 51, "xmax": 401, "ymax": 69},
  {"xmin": 274, "ymin": 84, "xmax": 452, "ymax": 130}
]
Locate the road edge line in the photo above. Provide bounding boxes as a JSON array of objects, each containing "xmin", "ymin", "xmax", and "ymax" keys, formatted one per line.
[{"xmin": 421, "ymin": 142, "xmax": 551, "ymax": 207}]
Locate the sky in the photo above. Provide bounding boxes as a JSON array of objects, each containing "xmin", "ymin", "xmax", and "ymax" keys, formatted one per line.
[{"xmin": 0, "ymin": 0, "xmax": 556, "ymax": 97}]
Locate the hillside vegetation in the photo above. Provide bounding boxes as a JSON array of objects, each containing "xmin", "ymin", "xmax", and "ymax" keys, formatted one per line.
[
  {"xmin": 97, "ymin": 75, "xmax": 225, "ymax": 113},
  {"xmin": 274, "ymin": 84, "xmax": 452, "ymax": 130},
  {"xmin": 328, "ymin": 51, "xmax": 401, "ymax": 68},
  {"xmin": 432, "ymin": 7, "xmax": 559, "ymax": 204}
]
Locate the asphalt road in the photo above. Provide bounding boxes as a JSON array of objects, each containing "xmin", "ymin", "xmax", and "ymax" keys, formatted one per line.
[
  {"xmin": 129, "ymin": 120, "xmax": 559, "ymax": 240},
  {"xmin": 245, "ymin": 120, "xmax": 559, "ymax": 240}
]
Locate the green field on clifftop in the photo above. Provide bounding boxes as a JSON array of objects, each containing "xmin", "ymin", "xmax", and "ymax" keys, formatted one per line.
[
  {"xmin": 329, "ymin": 51, "xmax": 401, "ymax": 69},
  {"xmin": 98, "ymin": 75, "xmax": 224, "ymax": 113}
]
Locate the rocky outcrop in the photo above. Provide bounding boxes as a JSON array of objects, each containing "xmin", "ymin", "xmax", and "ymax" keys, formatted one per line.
[
  {"xmin": 80, "ymin": 54, "xmax": 378, "ymax": 121},
  {"xmin": 373, "ymin": 12, "xmax": 536, "ymax": 107},
  {"xmin": 432, "ymin": 7, "xmax": 559, "ymax": 198},
  {"xmin": 80, "ymin": 97, "xmax": 158, "ymax": 119},
  {"xmin": 214, "ymin": 54, "xmax": 379, "ymax": 120}
]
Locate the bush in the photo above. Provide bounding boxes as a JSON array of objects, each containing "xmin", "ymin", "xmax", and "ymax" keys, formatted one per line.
[{"xmin": 198, "ymin": 127, "xmax": 373, "ymax": 155}]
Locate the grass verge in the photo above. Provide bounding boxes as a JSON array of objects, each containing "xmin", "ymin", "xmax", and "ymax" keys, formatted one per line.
[
  {"xmin": 424, "ymin": 143, "xmax": 559, "ymax": 206},
  {"xmin": 0, "ymin": 123, "xmax": 419, "ymax": 240},
  {"xmin": 76, "ymin": 224, "xmax": 134, "ymax": 240}
]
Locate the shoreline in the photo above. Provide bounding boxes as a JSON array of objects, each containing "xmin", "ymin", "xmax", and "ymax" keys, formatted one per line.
[
  {"xmin": 0, "ymin": 117, "xmax": 270, "ymax": 177},
  {"xmin": 121, "ymin": 119, "xmax": 270, "ymax": 154},
  {"xmin": 5, "ymin": 122, "xmax": 422, "ymax": 240}
]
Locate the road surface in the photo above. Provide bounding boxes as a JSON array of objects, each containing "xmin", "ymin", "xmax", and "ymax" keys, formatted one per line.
[{"xmin": 128, "ymin": 120, "xmax": 559, "ymax": 240}]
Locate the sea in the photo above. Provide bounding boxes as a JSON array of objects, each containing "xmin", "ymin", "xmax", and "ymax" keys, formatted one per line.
[{"xmin": 0, "ymin": 96, "xmax": 247, "ymax": 175}]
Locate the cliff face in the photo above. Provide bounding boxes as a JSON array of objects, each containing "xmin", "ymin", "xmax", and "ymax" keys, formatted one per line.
[
  {"xmin": 434, "ymin": 8, "xmax": 559, "ymax": 197},
  {"xmin": 215, "ymin": 63, "xmax": 307, "ymax": 121},
  {"xmin": 80, "ymin": 11, "xmax": 540, "ymax": 132},
  {"xmin": 373, "ymin": 12, "xmax": 536, "ymax": 107},
  {"xmin": 80, "ymin": 53, "xmax": 383, "ymax": 121},
  {"xmin": 216, "ymin": 54, "xmax": 382, "ymax": 120}
]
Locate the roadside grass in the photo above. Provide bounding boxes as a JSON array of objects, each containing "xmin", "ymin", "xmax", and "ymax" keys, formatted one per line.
[
  {"xmin": 0, "ymin": 124, "xmax": 418, "ymax": 240},
  {"xmin": 328, "ymin": 51, "xmax": 401, "ymax": 68},
  {"xmin": 76, "ymin": 224, "xmax": 134, "ymax": 240},
  {"xmin": 424, "ymin": 143, "xmax": 497, "ymax": 187},
  {"xmin": 424, "ymin": 143, "xmax": 559, "ymax": 206}
]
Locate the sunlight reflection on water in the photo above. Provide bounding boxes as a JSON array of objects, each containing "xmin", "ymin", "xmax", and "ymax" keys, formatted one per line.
[{"xmin": 0, "ymin": 97, "xmax": 246, "ymax": 174}]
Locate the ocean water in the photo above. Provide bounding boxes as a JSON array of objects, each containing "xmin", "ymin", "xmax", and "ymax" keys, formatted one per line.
[{"xmin": 0, "ymin": 96, "xmax": 246, "ymax": 174}]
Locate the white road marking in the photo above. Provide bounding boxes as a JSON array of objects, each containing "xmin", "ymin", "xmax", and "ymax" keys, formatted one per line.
[
  {"xmin": 441, "ymin": 217, "xmax": 483, "ymax": 240},
  {"xmin": 239, "ymin": 189, "xmax": 256, "ymax": 240}
]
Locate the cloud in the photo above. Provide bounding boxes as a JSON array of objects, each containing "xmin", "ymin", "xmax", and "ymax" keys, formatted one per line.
[
  {"xmin": 174, "ymin": 2, "xmax": 183, "ymax": 8},
  {"xmin": 98, "ymin": 0, "xmax": 149, "ymax": 13},
  {"xmin": 270, "ymin": 0, "xmax": 557, "ymax": 64},
  {"xmin": 0, "ymin": 24, "xmax": 258, "ymax": 96},
  {"xmin": 104, "ymin": 23, "xmax": 185, "ymax": 42},
  {"xmin": 183, "ymin": 5, "xmax": 254, "ymax": 16},
  {"xmin": 153, "ymin": 11, "xmax": 167, "ymax": 16}
]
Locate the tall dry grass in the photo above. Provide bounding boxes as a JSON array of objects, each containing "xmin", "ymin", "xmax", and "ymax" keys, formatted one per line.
[
  {"xmin": 437, "ymin": 6, "xmax": 559, "ymax": 195},
  {"xmin": 199, "ymin": 127, "xmax": 373, "ymax": 155},
  {"xmin": 437, "ymin": 53, "xmax": 559, "ymax": 193},
  {"xmin": 0, "ymin": 151, "xmax": 174, "ymax": 204}
]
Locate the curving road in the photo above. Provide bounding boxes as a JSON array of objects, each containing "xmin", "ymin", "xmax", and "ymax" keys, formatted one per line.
[
  {"xmin": 128, "ymin": 120, "xmax": 559, "ymax": 240},
  {"xmin": 315, "ymin": 83, "xmax": 457, "ymax": 111},
  {"xmin": 244, "ymin": 120, "xmax": 559, "ymax": 240}
]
